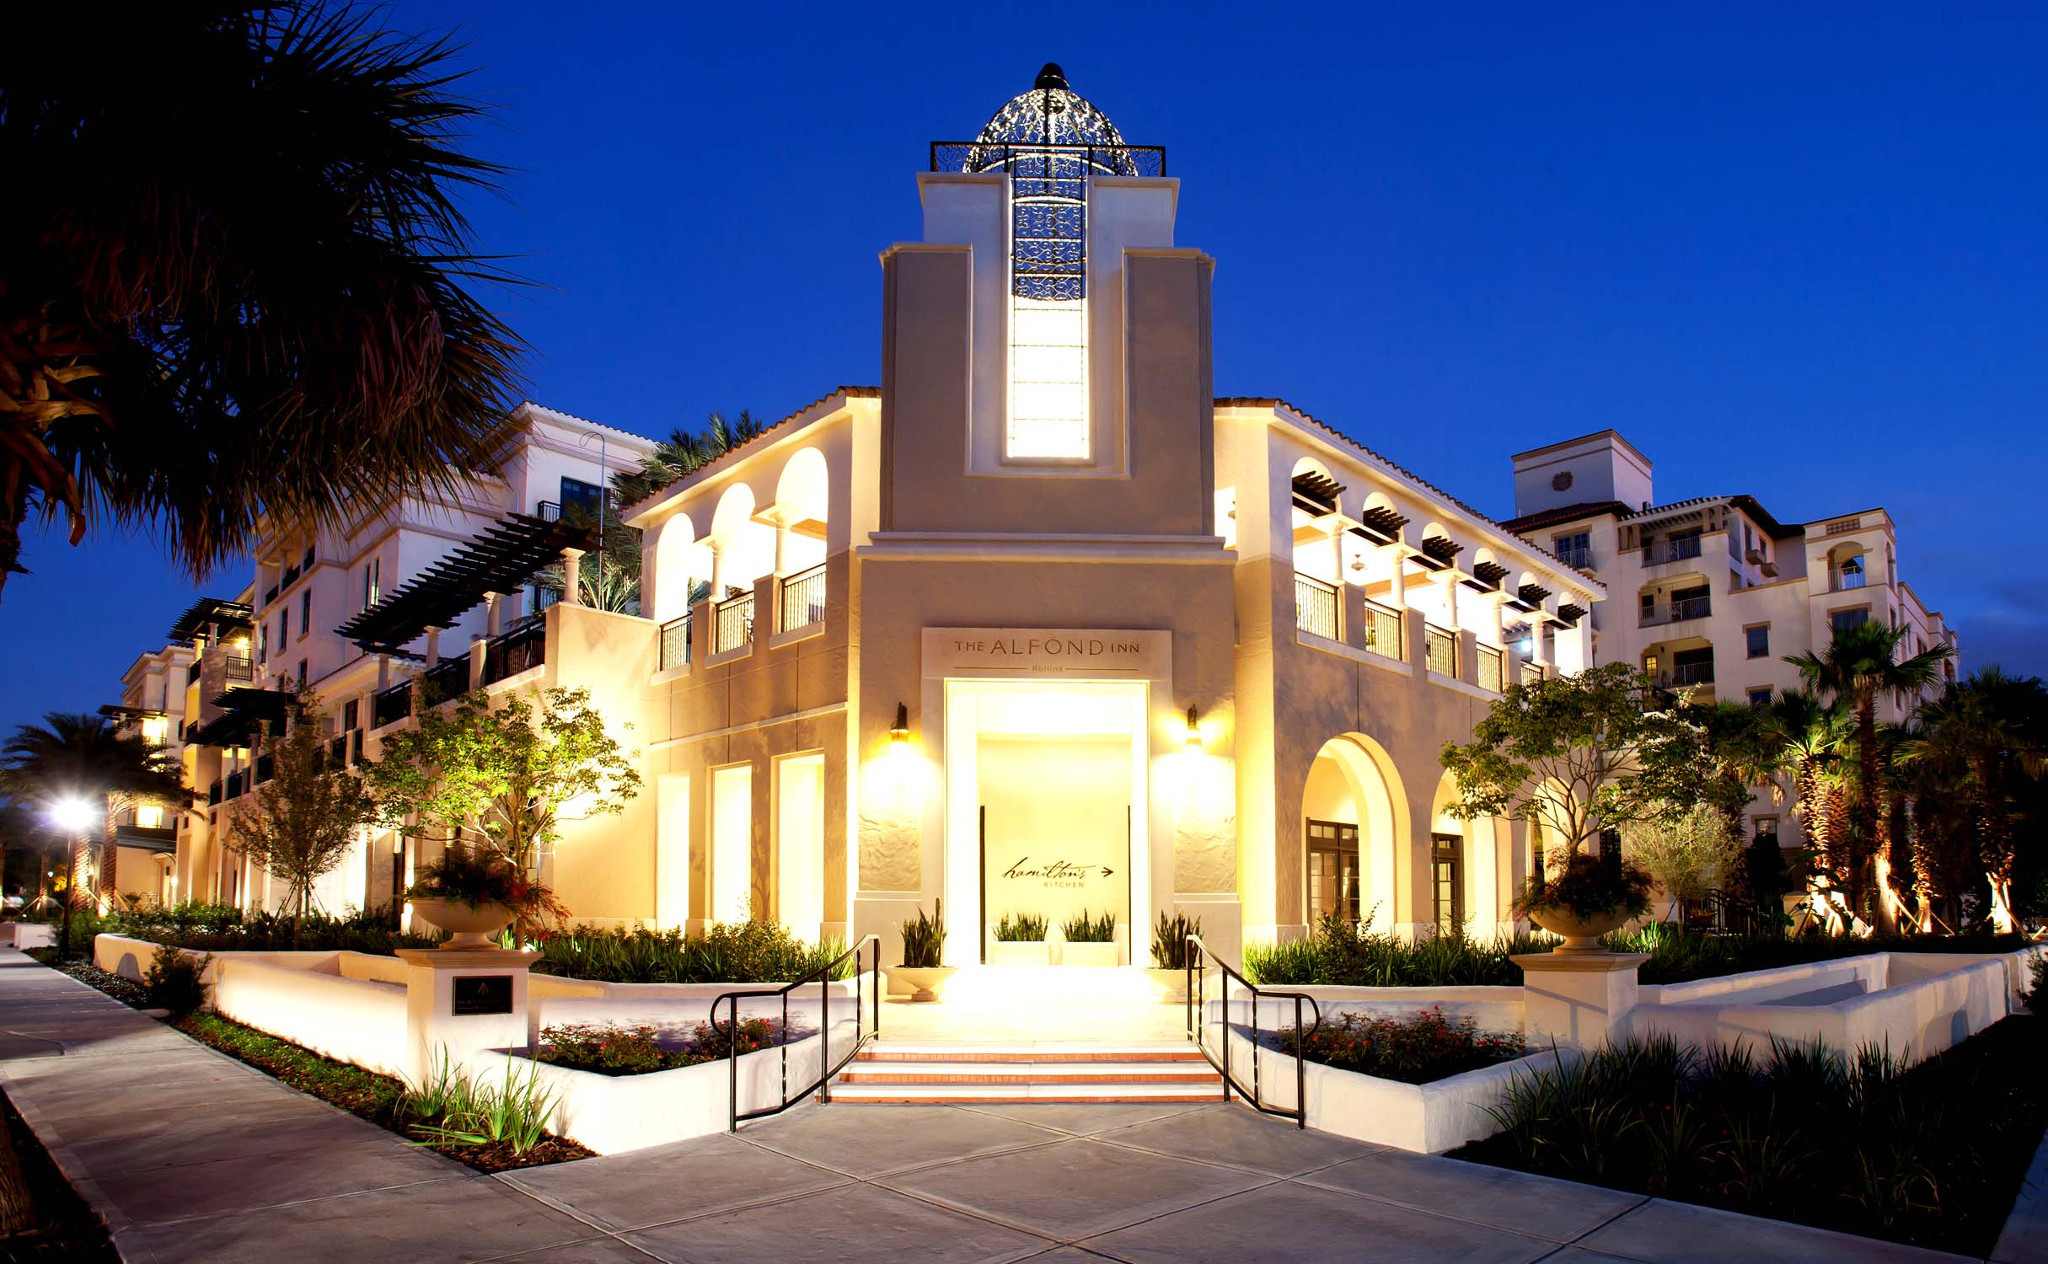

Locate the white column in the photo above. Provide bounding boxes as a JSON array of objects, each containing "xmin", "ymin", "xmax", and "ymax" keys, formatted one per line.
[
  {"xmin": 483, "ymin": 591, "xmax": 502, "ymax": 639},
  {"xmin": 424, "ymin": 627, "xmax": 441, "ymax": 667},
  {"xmin": 560, "ymin": 549, "xmax": 584, "ymax": 608},
  {"xmin": 1381, "ymin": 544, "xmax": 1408, "ymax": 610},
  {"xmin": 773, "ymin": 517, "xmax": 790, "ymax": 578},
  {"xmin": 706, "ymin": 541, "xmax": 725, "ymax": 603}
]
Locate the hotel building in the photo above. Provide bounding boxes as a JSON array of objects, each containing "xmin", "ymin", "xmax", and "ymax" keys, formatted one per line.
[
  {"xmin": 124, "ymin": 68, "xmax": 1954, "ymax": 963},
  {"xmin": 1503, "ymin": 430, "xmax": 1959, "ymax": 851}
]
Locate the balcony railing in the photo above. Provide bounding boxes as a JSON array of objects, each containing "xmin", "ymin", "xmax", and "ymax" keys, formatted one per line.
[
  {"xmin": 223, "ymin": 654, "xmax": 254, "ymax": 682},
  {"xmin": 1521, "ymin": 660, "xmax": 1548, "ymax": 687},
  {"xmin": 1476, "ymin": 645, "xmax": 1504, "ymax": 694},
  {"xmin": 660, "ymin": 614, "xmax": 691, "ymax": 671},
  {"xmin": 1294, "ymin": 573, "xmax": 1338, "ymax": 641},
  {"xmin": 1658, "ymin": 661, "xmax": 1716, "ymax": 689},
  {"xmin": 714, "ymin": 592, "xmax": 754, "ymax": 654},
  {"xmin": 1362, "ymin": 600, "xmax": 1402, "ymax": 661},
  {"xmin": 1425, "ymin": 623, "xmax": 1458, "ymax": 677},
  {"xmin": 421, "ymin": 655, "xmax": 471, "ymax": 702},
  {"xmin": 482, "ymin": 621, "xmax": 546, "ymax": 686},
  {"xmin": 778, "ymin": 563, "xmax": 827, "ymax": 633},
  {"xmin": 1641, "ymin": 536, "xmax": 1704, "ymax": 565},
  {"xmin": 1555, "ymin": 544, "xmax": 1593, "ymax": 570},
  {"xmin": 371, "ymin": 680, "xmax": 413, "ymax": 729},
  {"xmin": 1640, "ymin": 595, "xmax": 1712, "ymax": 627}
]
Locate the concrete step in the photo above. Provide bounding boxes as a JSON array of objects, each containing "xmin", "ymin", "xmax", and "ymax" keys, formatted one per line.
[
  {"xmin": 832, "ymin": 1040, "xmax": 1224, "ymax": 1105},
  {"xmin": 829, "ymin": 1079, "xmax": 1226, "ymax": 1104},
  {"xmin": 841, "ymin": 1060, "xmax": 1221, "ymax": 1085},
  {"xmin": 857, "ymin": 1044, "xmax": 1205, "ymax": 1065}
]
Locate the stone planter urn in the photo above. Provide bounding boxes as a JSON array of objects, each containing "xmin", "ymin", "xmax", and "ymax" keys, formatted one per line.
[
  {"xmin": 410, "ymin": 898, "xmax": 516, "ymax": 950},
  {"xmin": 885, "ymin": 965, "xmax": 957, "ymax": 1002},
  {"xmin": 1525, "ymin": 905, "xmax": 1632, "ymax": 954},
  {"xmin": 1145, "ymin": 966, "xmax": 1190, "ymax": 1004}
]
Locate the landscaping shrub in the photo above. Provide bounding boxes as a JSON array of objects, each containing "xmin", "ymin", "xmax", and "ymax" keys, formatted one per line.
[
  {"xmin": 404, "ymin": 1051, "xmax": 558, "ymax": 1156},
  {"xmin": 1061, "ymin": 908, "xmax": 1115, "ymax": 943},
  {"xmin": 1274, "ymin": 1006, "xmax": 1525, "ymax": 1084},
  {"xmin": 995, "ymin": 912, "xmax": 1048, "ymax": 941},
  {"xmin": 92, "ymin": 902, "xmax": 441, "ymax": 955},
  {"xmin": 900, "ymin": 904, "xmax": 943, "ymax": 968},
  {"xmin": 142, "ymin": 944, "xmax": 209, "ymax": 1015},
  {"xmin": 530, "ymin": 922, "xmax": 851, "ymax": 984},
  {"xmin": 1151, "ymin": 910, "xmax": 1201, "ymax": 969},
  {"xmin": 1461, "ymin": 1020, "xmax": 2048, "ymax": 1254},
  {"xmin": 2029, "ymin": 952, "xmax": 2048, "ymax": 1016},
  {"xmin": 1612, "ymin": 921, "xmax": 2027, "ymax": 985},
  {"xmin": 1243, "ymin": 913, "xmax": 1544, "ymax": 987},
  {"xmin": 534, "ymin": 1018, "xmax": 788, "ymax": 1076}
]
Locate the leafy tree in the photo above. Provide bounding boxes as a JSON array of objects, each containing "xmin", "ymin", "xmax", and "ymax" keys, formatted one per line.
[
  {"xmin": 0, "ymin": 3, "xmax": 522, "ymax": 593},
  {"xmin": 1906, "ymin": 668, "xmax": 2048, "ymax": 933},
  {"xmin": 364, "ymin": 687, "xmax": 641, "ymax": 933},
  {"xmin": 0, "ymin": 713, "xmax": 182, "ymax": 953},
  {"xmin": 224, "ymin": 689, "xmax": 379, "ymax": 944},
  {"xmin": 1440, "ymin": 663, "xmax": 1722, "ymax": 855},
  {"xmin": 1787, "ymin": 622, "xmax": 1952, "ymax": 927}
]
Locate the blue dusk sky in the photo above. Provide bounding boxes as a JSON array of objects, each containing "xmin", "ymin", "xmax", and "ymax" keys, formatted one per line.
[{"xmin": 4, "ymin": 1, "xmax": 2043, "ymax": 733}]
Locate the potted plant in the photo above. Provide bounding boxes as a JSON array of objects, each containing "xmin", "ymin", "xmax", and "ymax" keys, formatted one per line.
[
  {"xmin": 408, "ymin": 842, "xmax": 521, "ymax": 949},
  {"xmin": 1512, "ymin": 851, "xmax": 1653, "ymax": 952},
  {"xmin": 885, "ymin": 901, "xmax": 954, "ymax": 1001},
  {"xmin": 1146, "ymin": 910, "xmax": 1201, "ymax": 1002},
  {"xmin": 1058, "ymin": 908, "xmax": 1119, "ymax": 967},
  {"xmin": 990, "ymin": 911, "xmax": 1050, "ymax": 967}
]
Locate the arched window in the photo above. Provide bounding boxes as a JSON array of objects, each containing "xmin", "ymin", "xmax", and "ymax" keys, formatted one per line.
[{"xmin": 1839, "ymin": 555, "xmax": 1865, "ymax": 590}]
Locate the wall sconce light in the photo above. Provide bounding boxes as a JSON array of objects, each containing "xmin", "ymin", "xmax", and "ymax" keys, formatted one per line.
[
  {"xmin": 890, "ymin": 702, "xmax": 911, "ymax": 746},
  {"xmin": 1185, "ymin": 704, "xmax": 1202, "ymax": 749}
]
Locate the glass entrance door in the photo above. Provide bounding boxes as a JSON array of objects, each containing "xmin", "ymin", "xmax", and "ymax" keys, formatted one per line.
[
  {"xmin": 1306, "ymin": 819, "xmax": 1360, "ymax": 925},
  {"xmin": 1431, "ymin": 832, "xmax": 1464, "ymax": 936}
]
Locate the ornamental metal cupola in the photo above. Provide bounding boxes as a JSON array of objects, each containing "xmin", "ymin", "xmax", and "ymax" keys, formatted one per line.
[{"xmin": 932, "ymin": 66, "xmax": 1165, "ymax": 463}]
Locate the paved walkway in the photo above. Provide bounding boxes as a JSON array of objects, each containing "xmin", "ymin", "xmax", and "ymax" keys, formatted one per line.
[{"xmin": 0, "ymin": 949, "xmax": 1983, "ymax": 1262}]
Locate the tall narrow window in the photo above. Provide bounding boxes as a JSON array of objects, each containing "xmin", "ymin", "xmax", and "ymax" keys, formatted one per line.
[
  {"xmin": 1306, "ymin": 819, "xmax": 1361, "ymax": 926},
  {"xmin": 958, "ymin": 65, "xmax": 1153, "ymax": 464},
  {"xmin": 1430, "ymin": 834, "xmax": 1464, "ymax": 936}
]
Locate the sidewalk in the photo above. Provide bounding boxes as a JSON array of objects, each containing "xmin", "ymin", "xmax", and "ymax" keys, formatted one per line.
[{"xmin": 0, "ymin": 947, "xmax": 1993, "ymax": 1262}]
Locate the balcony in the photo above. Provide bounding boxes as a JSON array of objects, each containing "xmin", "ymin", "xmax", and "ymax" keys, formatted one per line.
[
  {"xmin": 1639, "ymin": 595, "xmax": 1712, "ymax": 627},
  {"xmin": 1641, "ymin": 536, "xmax": 1704, "ymax": 565},
  {"xmin": 714, "ymin": 592, "xmax": 754, "ymax": 655},
  {"xmin": 1520, "ymin": 660, "xmax": 1549, "ymax": 687},
  {"xmin": 371, "ymin": 680, "xmax": 413, "ymax": 729},
  {"xmin": 1362, "ymin": 600, "xmax": 1402, "ymax": 661},
  {"xmin": 1476, "ymin": 645, "xmax": 1504, "ymax": 694},
  {"xmin": 1555, "ymin": 544, "xmax": 1593, "ymax": 570},
  {"xmin": 481, "ymin": 621, "xmax": 546, "ymax": 686},
  {"xmin": 1294, "ymin": 573, "xmax": 1338, "ymax": 641},
  {"xmin": 223, "ymin": 654, "xmax": 254, "ymax": 683},
  {"xmin": 1424, "ymin": 623, "xmax": 1458, "ymax": 677},
  {"xmin": 421, "ymin": 655, "xmax": 471, "ymax": 702},
  {"xmin": 1657, "ymin": 661, "xmax": 1716, "ymax": 689},
  {"xmin": 778, "ymin": 563, "xmax": 826, "ymax": 634},
  {"xmin": 660, "ymin": 614, "xmax": 691, "ymax": 671}
]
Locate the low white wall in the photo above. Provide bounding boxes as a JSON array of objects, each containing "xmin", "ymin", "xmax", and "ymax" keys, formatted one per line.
[
  {"xmin": 1638, "ymin": 954, "xmax": 1888, "ymax": 1007},
  {"xmin": 473, "ymin": 1017, "xmax": 859, "ymax": 1155},
  {"xmin": 0, "ymin": 923, "xmax": 55, "ymax": 949},
  {"xmin": 1633, "ymin": 953, "xmax": 2009, "ymax": 1065},
  {"xmin": 212, "ymin": 957, "xmax": 411, "ymax": 1079},
  {"xmin": 1284, "ymin": 985, "xmax": 1525, "ymax": 1035}
]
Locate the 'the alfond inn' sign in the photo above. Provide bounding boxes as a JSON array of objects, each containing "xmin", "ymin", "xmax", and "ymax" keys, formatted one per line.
[{"xmin": 923, "ymin": 628, "xmax": 1170, "ymax": 678}]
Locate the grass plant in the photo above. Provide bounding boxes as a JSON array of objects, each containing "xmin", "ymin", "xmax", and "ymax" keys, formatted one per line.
[
  {"xmin": 900, "ymin": 902, "xmax": 944, "ymax": 968},
  {"xmin": 530, "ymin": 921, "xmax": 851, "ymax": 984},
  {"xmin": 1060, "ymin": 909, "xmax": 1116, "ymax": 943},
  {"xmin": 1151, "ymin": 910, "xmax": 1201, "ymax": 969},
  {"xmin": 994, "ymin": 912, "xmax": 1048, "ymax": 942},
  {"xmin": 404, "ymin": 1051, "xmax": 557, "ymax": 1156}
]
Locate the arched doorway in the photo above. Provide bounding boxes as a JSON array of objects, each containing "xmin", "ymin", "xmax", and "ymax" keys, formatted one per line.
[
  {"xmin": 1430, "ymin": 771, "xmax": 1509, "ymax": 940},
  {"xmin": 1300, "ymin": 735, "xmax": 1406, "ymax": 932}
]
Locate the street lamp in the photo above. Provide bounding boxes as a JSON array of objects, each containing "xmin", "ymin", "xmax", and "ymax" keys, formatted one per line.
[{"xmin": 50, "ymin": 798, "xmax": 95, "ymax": 832}]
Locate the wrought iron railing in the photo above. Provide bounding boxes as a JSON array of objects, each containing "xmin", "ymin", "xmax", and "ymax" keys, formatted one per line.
[
  {"xmin": 778, "ymin": 563, "xmax": 826, "ymax": 633},
  {"xmin": 482, "ymin": 622, "xmax": 546, "ymax": 686},
  {"xmin": 1362, "ymin": 600, "xmax": 1402, "ymax": 660},
  {"xmin": 710, "ymin": 935, "xmax": 881, "ymax": 1132},
  {"xmin": 1641, "ymin": 536, "xmax": 1704, "ymax": 565},
  {"xmin": 223, "ymin": 655, "xmax": 253, "ymax": 682},
  {"xmin": 1640, "ymin": 595, "xmax": 1712, "ymax": 627},
  {"xmin": 1521, "ymin": 660, "xmax": 1548, "ymax": 687},
  {"xmin": 1658, "ymin": 661, "xmax": 1716, "ymax": 688},
  {"xmin": 421, "ymin": 655, "xmax": 471, "ymax": 702},
  {"xmin": 1294, "ymin": 573, "xmax": 1338, "ymax": 641},
  {"xmin": 1425, "ymin": 623, "xmax": 1458, "ymax": 677},
  {"xmin": 714, "ymin": 593, "xmax": 753, "ymax": 654},
  {"xmin": 1555, "ymin": 544, "xmax": 1594, "ymax": 570},
  {"xmin": 659, "ymin": 614, "xmax": 690, "ymax": 671},
  {"xmin": 1184, "ymin": 935, "xmax": 1321, "ymax": 1129},
  {"xmin": 371, "ymin": 680, "xmax": 412, "ymax": 729},
  {"xmin": 1476, "ymin": 644, "xmax": 1505, "ymax": 694}
]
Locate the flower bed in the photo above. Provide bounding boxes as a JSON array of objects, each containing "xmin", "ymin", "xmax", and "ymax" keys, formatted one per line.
[
  {"xmin": 1271, "ymin": 1006, "xmax": 1525, "ymax": 1085},
  {"xmin": 530, "ymin": 921, "xmax": 850, "ymax": 984},
  {"xmin": 535, "ymin": 1018, "xmax": 792, "ymax": 1075},
  {"xmin": 1454, "ymin": 1017, "xmax": 2048, "ymax": 1255}
]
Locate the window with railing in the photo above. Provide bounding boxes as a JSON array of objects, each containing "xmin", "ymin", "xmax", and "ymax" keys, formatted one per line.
[
  {"xmin": 1641, "ymin": 533, "xmax": 1704, "ymax": 565},
  {"xmin": 778, "ymin": 563, "xmax": 826, "ymax": 633},
  {"xmin": 1552, "ymin": 531, "xmax": 1592, "ymax": 570},
  {"xmin": 1424, "ymin": 624, "xmax": 1457, "ymax": 677},
  {"xmin": 1640, "ymin": 592, "xmax": 1712, "ymax": 626},
  {"xmin": 714, "ymin": 592, "xmax": 754, "ymax": 654},
  {"xmin": 1362, "ymin": 600, "xmax": 1402, "ymax": 660},
  {"xmin": 1294, "ymin": 573, "xmax": 1338, "ymax": 641},
  {"xmin": 1476, "ymin": 645, "xmax": 1504, "ymax": 693},
  {"xmin": 223, "ymin": 654, "xmax": 253, "ymax": 682},
  {"xmin": 1520, "ymin": 660, "xmax": 1548, "ymax": 687},
  {"xmin": 660, "ymin": 614, "xmax": 691, "ymax": 671},
  {"xmin": 1662, "ymin": 658, "xmax": 1715, "ymax": 688}
]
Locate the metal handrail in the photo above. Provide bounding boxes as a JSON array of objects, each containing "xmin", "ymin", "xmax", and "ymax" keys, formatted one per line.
[
  {"xmin": 1183, "ymin": 934, "xmax": 1322, "ymax": 1129},
  {"xmin": 711, "ymin": 934, "xmax": 882, "ymax": 1132}
]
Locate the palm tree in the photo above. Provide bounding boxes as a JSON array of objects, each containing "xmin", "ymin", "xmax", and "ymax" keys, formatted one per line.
[
  {"xmin": 0, "ymin": 4, "xmax": 523, "ymax": 595},
  {"xmin": 1908, "ymin": 669, "xmax": 2048, "ymax": 932},
  {"xmin": 1786, "ymin": 622, "xmax": 1952, "ymax": 926},
  {"xmin": 1762, "ymin": 690, "xmax": 1847, "ymax": 928},
  {"xmin": 0, "ymin": 714, "xmax": 184, "ymax": 953}
]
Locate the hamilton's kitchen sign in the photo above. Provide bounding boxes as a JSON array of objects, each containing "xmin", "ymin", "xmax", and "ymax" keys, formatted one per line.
[
  {"xmin": 1003, "ymin": 856, "xmax": 1116, "ymax": 889},
  {"xmin": 923, "ymin": 628, "xmax": 1170, "ymax": 678}
]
